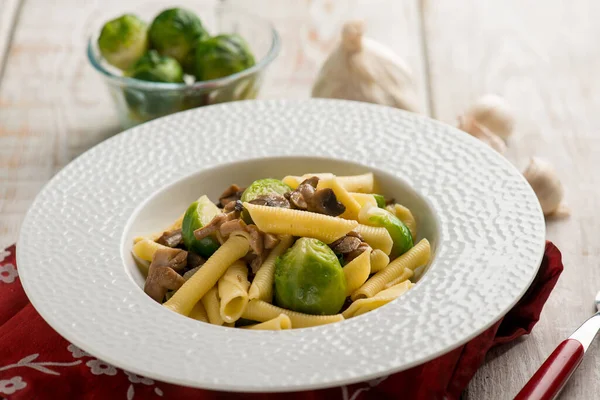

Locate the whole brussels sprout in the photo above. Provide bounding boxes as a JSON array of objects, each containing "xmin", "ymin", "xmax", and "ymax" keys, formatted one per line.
[
  {"xmin": 98, "ymin": 14, "xmax": 148, "ymax": 70},
  {"xmin": 194, "ymin": 34, "xmax": 256, "ymax": 81},
  {"xmin": 274, "ymin": 238, "xmax": 347, "ymax": 315},
  {"xmin": 148, "ymin": 8, "xmax": 208, "ymax": 68},
  {"xmin": 126, "ymin": 50, "xmax": 184, "ymax": 83}
]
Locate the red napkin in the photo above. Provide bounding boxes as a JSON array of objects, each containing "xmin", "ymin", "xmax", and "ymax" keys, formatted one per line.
[{"xmin": 0, "ymin": 242, "xmax": 563, "ymax": 400}]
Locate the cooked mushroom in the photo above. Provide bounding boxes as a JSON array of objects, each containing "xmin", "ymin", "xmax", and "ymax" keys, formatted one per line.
[
  {"xmin": 345, "ymin": 242, "xmax": 372, "ymax": 263},
  {"xmin": 311, "ymin": 188, "xmax": 346, "ymax": 216},
  {"xmin": 186, "ymin": 251, "xmax": 205, "ymax": 270},
  {"xmin": 250, "ymin": 251, "xmax": 268, "ymax": 274},
  {"xmin": 346, "ymin": 230, "xmax": 364, "ymax": 241},
  {"xmin": 246, "ymin": 224, "xmax": 264, "ymax": 256},
  {"xmin": 219, "ymin": 219, "xmax": 248, "ymax": 238},
  {"xmin": 385, "ymin": 197, "xmax": 396, "ymax": 206},
  {"xmin": 193, "ymin": 211, "xmax": 239, "ymax": 241},
  {"xmin": 223, "ymin": 199, "xmax": 244, "ymax": 212},
  {"xmin": 248, "ymin": 193, "xmax": 290, "ymax": 208},
  {"xmin": 288, "ymin": 177, "xmax": 345, "ymax": 216},
  {"xmin": 144, "ymin": 248, "xmax": 187, "ymax": 302},
  {"xmin": 219, "ymin": 184, "xmax": 245, "ymax": 207},
  {"xmin": 329, "ymin": 235, "xmax": 362, "ymax": 254},
  {"xmin": 264, "ymin": 233, "xmax": 280, "ymax": 250},
  {"xmin": 156, "ymin": 228, "xmax": 183, "ymax": 248}
]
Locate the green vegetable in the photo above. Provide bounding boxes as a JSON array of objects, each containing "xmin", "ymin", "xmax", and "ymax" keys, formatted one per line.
[
  {"xmin": 181, "ymin": 195, "xmax": 221, "ymax": 257},
  {"xmin": 148, "ymin": 8, "xmax": 208, "ymax": 68},
  {"xmin": 274, "ymin": 238, "xmax": 346, "ymax": 315},
  {"xmin": 366, "ymin": 207, "xmax": 413, "ymax": 258},
  {"xmin": 373, "ymin": 194, "xmax": 386, "ymax": 208},
  {"xmin": 194, "ymin": 34, "xmax": 255, "ymax": 81},
  {"xmin": 240, "ymin": 178, "xmax": 291, "ymax": 224},
  {"xmin": 241, "ymin": 179, "xmax": 291, "ymax": 203},
  {"xmin": 98, "ymin": 14, "xmax": 148, "ymax": 70},
  {"xmin": 126, "ymin": 50, "xmax": 184, "ymax": 83}
]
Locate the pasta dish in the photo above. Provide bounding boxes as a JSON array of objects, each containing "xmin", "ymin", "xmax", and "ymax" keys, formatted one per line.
[{"xmin": 132, "ymin": 172, "xmax": 430, "ymax": 330}]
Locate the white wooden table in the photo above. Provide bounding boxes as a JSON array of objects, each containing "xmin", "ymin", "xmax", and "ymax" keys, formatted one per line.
[{"xmin": 1, "ymin": 0, "xmax": 599, "ymax": 398}]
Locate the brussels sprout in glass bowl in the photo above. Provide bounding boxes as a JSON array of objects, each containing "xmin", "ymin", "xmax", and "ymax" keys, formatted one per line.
[{"xmin": 87, "ymin": 3, "xmax": 280, "ymax": 128}]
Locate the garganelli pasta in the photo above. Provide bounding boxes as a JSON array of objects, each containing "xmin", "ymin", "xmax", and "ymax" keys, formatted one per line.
[
  {"xmin": 134, "ymin": 171, "xmax": 430, "ymax": 329},
  {"xmin": 218, "ymin": 261, "xmax": 250, "ymax": 323}
]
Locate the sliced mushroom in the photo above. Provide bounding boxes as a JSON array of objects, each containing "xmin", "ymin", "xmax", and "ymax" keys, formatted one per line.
[
  {"xmin": 193, "ymin": 211, "xmax": 239, "ymax": 241},
  {"xmin": 219, "ymin": 219, "xmax": 248, "ymax": 238},
  {"xmin": 347, "ymin": 230, "xmax": 364, "ymax": 241},
  {"xmin": 248, "ymin": 193, "xmax": 290, "ymax": 208},
  {"xmin": 311, "ymin": 188, "xmax": 346, "ymax": 216},
  {"xmin": 246, "ymin": 224, "xmax": 264, "ymax": 256},
  {"xmin": 329, "ymin": 235, "xmax": 362, "ymax": 254},
  {"xmin": 289, "ymin": 191, "xmax": 308, "ymax": 209},
  {"xmin": 186, "ymin": 252, "xmax": 205, "ymax": 270},
  {"xmin": 345, "ymin": 242, "xmax": 372, "ymax": 263},
  {"xmin": 385, "ymin": 197, "xmax": 396, "ymax": 206},
  {"xmin": 156, "ymin": 228, "xmax": 183, "ymax": 248},
  {"xmin": 219, "ymin": 184, "xmax": 245, "ymax": 207},
  {"xmin": 250, "ymin": 251, "xmax": 268, "ymax": 274},
  {"xmin": 264, "ymin": 233, "xmax": 280, "ymax": 250},
  {"xmin": 144, "ymin": 248, "xmax": 187, "ymax": 303},
  {"xmin": 223, "ymin": 199, "xmax": 244, "ymax": 212}
]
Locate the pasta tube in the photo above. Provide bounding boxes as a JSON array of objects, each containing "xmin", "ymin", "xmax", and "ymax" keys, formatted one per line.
[
  {"xmin": 163, "ymin": 235, "xmax": 250, "ymax": 316},
  {"xmin": 354, "ymin": 224, "xmax": 393, "ymax": 255},
  {"xmin": 201, "ymin": 286, "xmax": 224, "ymax": 325},
  {"xmin": 243, "ymin": 202, "xmax": 358, "ymax": 244},
  {"xmin": 218, "ymin": 261, "xmax": 250, "ymax": 323},
  {"xmin": 369, "ymin": 249, "xmax": 390, "ymax": 273},
  {"xmin": 349, "ymin": 192, "xmax": 378, "ymax": 208},
  {"xmin": 248, "ymin": 235, "xmax": 294, "ymax": 302},
  {"xmin": 387, "ymin": 204, "xmax": 417, "ymax": 241},
  {"xmin": 343, "ymin": 249, "xmax": 371, "ymax": 296},
  {"xmin": 242, "ymin": 314, "xmax": 292, "ymax": 330},
  {"xmin": 384, "ymin": 267, "xmax": 413, "ymax": 289},
  {"xmin": 352, "ymin": 239, "xmax": 430, "ymax": 300},
  {"xmin": 242, "ymin": 300, "xmax": 344, "ymax": 328},
  {"xmin": 132, "ymin": 239, "xmax": 173, "ymax": 262},
  {"xmin": 317, "ymin": 178, "xmax": 362, "ymax": 220},
  {"xmin": 189, "ymin": 300, "xmax": 209, "ymax": 323},
  {"xmin": 343, "ymin": 280, "xmax": 413, "ymax": 319},
  {"xmin": 283, "ymin": 173, "xmax": 373, "ymax": 193}
]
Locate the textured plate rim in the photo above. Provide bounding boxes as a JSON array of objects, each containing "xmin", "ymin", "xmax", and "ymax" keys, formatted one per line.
[{"xmin": 17, "ymin": 99, "xmax": 546, "ymax": 392}]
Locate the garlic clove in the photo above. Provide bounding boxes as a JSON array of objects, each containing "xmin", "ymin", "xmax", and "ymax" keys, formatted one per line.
[
  {"xmin": 457, "ymin": 115, "xmax": 507, "ymax": 154},
  {"xmin": 464, "ymin": 94, "xmax": 515, "ymax": 140},
  {"xmin": 522, "ymin": 157, "xmax": 566, "ymax": 216}
]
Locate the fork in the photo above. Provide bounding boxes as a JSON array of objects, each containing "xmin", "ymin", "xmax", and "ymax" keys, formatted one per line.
[{"xmin": 515, "ymin": 291, "xmax": 600, "ymax": 399}]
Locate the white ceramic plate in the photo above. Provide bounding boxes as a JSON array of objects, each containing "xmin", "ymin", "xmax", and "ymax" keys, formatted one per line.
[{"xmin": 17, "ymin": 99, "xmax": 545, "ymax": 392}]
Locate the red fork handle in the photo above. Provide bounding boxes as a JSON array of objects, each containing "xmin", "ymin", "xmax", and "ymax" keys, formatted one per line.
[{"xmin": 514, "ymin": 339, "xmax": 584, "ymax": 400}]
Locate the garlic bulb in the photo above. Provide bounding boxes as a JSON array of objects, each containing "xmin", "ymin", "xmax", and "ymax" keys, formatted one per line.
[
  {"xmin": 457, "ymin": 115, "xmax": 507, "ymax": 154},
  {"xmin": 311, "ymin": 21, "xmax": 419, "ymax": 113},
  {"xmin": 463, "ymin": 94, "xmax": 515, "ymax": 140},
  {"xmin": 522, "ymin": 157, "xmax": 567, "ymax": 216}
]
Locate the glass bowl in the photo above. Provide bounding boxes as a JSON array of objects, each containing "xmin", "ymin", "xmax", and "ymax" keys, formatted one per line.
[{"xmin": 87, "ymin": 3, "xmax": 280, "ymax": 128}]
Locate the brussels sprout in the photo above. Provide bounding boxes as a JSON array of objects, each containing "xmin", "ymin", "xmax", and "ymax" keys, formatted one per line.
[
  {"xmin": 148, "ymin": 8, "xmax": 208, "ymax": 67},
  {"xmin": 126, "ymin": 50, "xmax": 184, "ymax": 83},
  {"xmin": 373, "ymin": 194, "xmax": 386, "ymax": 208},
  {"xmin": 194, "ymin": 34, "xmax": 256, "ymax": 81},
  {"xmin": 274, "ymin": 238, "xmax": 347, "ymax": 315},
  {"xmin": 241, "ymin": 179, "xmax": 291, "ymax": 203},
  {"xmin": 365, "ymin": 207, "xmax": 413, "ymax": 258},
  {"xmin": 98, "ymin": 14, "xmax": 148, "ymax": 70},
  {"xmin": 240, "ymin": 178, "xmax": 291, "ymax": 224},
  {"xmin": 182, "ymin": 195, "xmax": 221, "ymax": 257}
]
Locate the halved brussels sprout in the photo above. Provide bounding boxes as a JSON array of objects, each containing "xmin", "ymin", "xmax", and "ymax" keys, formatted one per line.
[
  {"xmin": 364, "ymin": 207, "xmax": 413, "ymax": 258},
  {"xmin": 274, "ymin": 238, "xmax": 347, "ymax": 315},
  {"xmin": 194, "ymin": 34, "xmax": 256, "ymax": 81},
  {"xmin": 373, "ymin": 194, "xmax": 386, "ymax": 208},
  {"xmin": 240, "ymin": 178, "xmax": 291, "ymax": 224},
  {"xmin": 148, "ymin": 8, "xmax": 208, "ymax": 68},
  {"xmin": 182, "ymin": 195, "xmax": 221, "ymax": 257},
  {"xmin": 98, "ymin": 14, "xmax": 148, "ymax": 70}
]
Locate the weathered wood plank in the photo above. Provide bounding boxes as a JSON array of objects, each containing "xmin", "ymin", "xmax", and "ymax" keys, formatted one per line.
[
  {"xmin": 0, "ymin": 0, "xmax": 22, "ymax": 80},
  {"xmin": 422, "ymin": 1, "xmax": 600, "ymax": 398}
]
